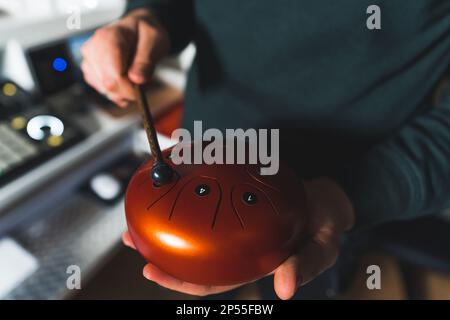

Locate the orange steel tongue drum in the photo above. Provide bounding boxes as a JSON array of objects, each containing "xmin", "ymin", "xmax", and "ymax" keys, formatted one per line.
[{"xmin": 125, "ymin": 86, "xmax": 307, "ymax": 285}]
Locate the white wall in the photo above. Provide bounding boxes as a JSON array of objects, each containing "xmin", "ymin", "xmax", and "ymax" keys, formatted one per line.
[{"xmin": 0, "ymin": 0, "xmax": 126, "ymax": 48}]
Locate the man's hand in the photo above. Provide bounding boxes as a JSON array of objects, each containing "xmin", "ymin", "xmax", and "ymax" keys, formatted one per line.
[
  {"xmin": 80, "ymin": 8, "xmax": 170, "ymax": 107},
  {"xmin": 122, "ymin": 177, "xmax": 355, "ymax": 299}
]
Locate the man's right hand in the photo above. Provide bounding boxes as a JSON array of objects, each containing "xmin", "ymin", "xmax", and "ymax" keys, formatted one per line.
[{"xmin": 80, "ymin": 8, "xmax": 170, "ymax": 108}]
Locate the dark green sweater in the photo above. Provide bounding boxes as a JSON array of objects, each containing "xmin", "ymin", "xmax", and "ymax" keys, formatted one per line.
[{"xmin": 128, "ymin": 0, "xmax": 450, "ymax": 229}]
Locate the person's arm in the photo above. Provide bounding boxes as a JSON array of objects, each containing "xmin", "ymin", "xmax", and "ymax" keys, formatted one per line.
[
  {"xmin": 127, "ymin": 0, "xmax": 195, "ymax": 54},
  {"xmin": 81, "ymin": 1, "xmax": 194, "ymax": 107},
  {"xmin": 333, "ymin": 81, "xmax": 450, "ymax": 229}
]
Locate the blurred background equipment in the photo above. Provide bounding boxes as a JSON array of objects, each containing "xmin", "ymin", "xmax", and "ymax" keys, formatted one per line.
[{"xmin": 0, "ymin": 0, "xmax": 187, "ymax": 299}]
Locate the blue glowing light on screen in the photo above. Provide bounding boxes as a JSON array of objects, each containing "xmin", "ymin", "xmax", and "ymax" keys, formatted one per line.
[{"xmin": 52, "ymin": 58, "xmax": 68, "ymax": 72}]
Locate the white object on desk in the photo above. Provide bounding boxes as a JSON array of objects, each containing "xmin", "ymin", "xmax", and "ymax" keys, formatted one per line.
[
  {"xmin": 90, "ymin": 173, "xmax": 121, "ymax": 201},
  {"xmin": 0, "ymin": 237, "xmax": 39, "ymax": 299}
]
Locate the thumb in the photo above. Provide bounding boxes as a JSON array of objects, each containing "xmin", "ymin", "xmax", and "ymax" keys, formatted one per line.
[
  {"xmin": 274, "ymin": 255, "xmax": 301, "ymax": 300},
  {"xmin": 128, "ymin": 21, "xmax": 158, "ymax": 84}
]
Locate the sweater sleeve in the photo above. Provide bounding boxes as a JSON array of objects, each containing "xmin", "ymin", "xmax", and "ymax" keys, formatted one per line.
[
  {"xmin": 126, "ymin": 0, "xmax": 195, "ymax": 54},
  {"xmin": 333, "ymin": 83, "xmax": 450, "ymax": 229}
]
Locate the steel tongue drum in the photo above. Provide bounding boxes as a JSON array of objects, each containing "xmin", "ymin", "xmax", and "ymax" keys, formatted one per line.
[{"xmin": 125, "ymin": 86, "xmax": 307, "ymax": 286}]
